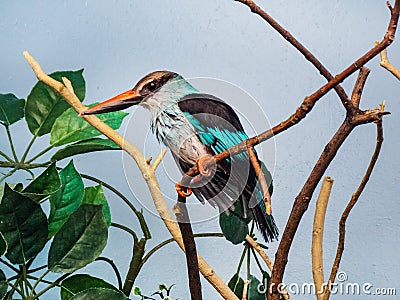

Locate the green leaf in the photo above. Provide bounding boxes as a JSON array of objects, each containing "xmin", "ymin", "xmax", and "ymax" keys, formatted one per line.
[
  {"xmin": 0, "ymin": 184, "xmax": 48, "ymax": 264},
  {"xmin": 0, "ymin": 184, "xmax": 17, "ymax": 200},
  {"xmin": 69, "ymin": 288, "xmax": 128, "ymax": 300},
  {"xmin": 247, "ymin": 275, "xmax": 265, "ymax": 300},
  {"xmin": 48, "ymin": 204, "xmax": 108, "ymax": 273},
  {"xmin": 22, "ymin": 162, "xmax": 61, "ymax": 201},
  {"xmin": 0, "ymin": 269, "xmax": 7, "ymax": 299},
  {"xmin": 50, "ymin": 105, "xmax": 128, "ymax": 146},
  {"xmin": 48, "ymin": 161, "xmax": 84, "ymax": 237},
  {"xmin": 25, "ymin": 70, "xmax": 85, "ymax": 136},
  {"xmin": 259, "ymin": 160, "xmax": 273, "ymax": 196},
  {"xmin": 133, "ymin": 286, "xmax": 142, "ymax": 296},
  {"xmin": 0, "ymin": 232, "xmax": 6, "ymax": 257},
  {"xmin": 0, "ymin": 93, "xmax": 25, "ymax": 126},
  {"xmin": 82, "ymin": 185, "xmax": 111, "ymax": 227},
  {"xmin": 61, "ymin": 274, "xmax": 118, "ymax": 300},
  {"xmin": 219, "ymin": 201, "xmax": 249, "ymax": 245},
  {"xmin": 228, "ymin": 273, "xmax": 244, "ymax": 298},
  {"xmin": 51, "ymin": 138, "xmax": 120, "ymax": 161}
]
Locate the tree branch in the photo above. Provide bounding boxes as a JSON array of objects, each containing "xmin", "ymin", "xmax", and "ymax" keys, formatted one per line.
[
  {"xmin": 323, "ymin": 120, "xmax": 384, "ymax": 300},
  {"xmin": 376, "ymin": 40, "xmax": 400, "ymax": 80},
  {"xmin": 235, "ymin": 0, "xmax": 351, "ymax": 109},
  {"xmin": 174, "ymin": 195, "xmax": 203, "ymax": 300},
  {"xmin": 312, "ymin": 177, "xmax": 334, "ymax": 300},
  {"xmin": 247, "ymin": 146, "xmax": 271, "ymax": 214}
]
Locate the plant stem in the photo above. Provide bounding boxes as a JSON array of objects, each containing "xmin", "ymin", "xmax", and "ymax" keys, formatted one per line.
[
  {"xmin": 7, "ymin": 281, "xmax": 24, "ymax": 298},
  {"xmin": 247, "ymin": 246, "xmax": 251, "ymax": 280},
  {"xmin": 251, "ymin": 247, "xmax": 264, "ymax": 274},
  {"xmin": 26, "ymin": 145, "xmax": 54, "ymax": 164},
  {"xmin": 140, "ymin": 233, "xmax": 224, "ymax": 269},
  {"xmin": 30, "ymin": 269, "xmax": 50, "ymax": 297},
  {"xmin": 0, "ymin": 151, "xmax": 13, "ymax": 162},
  {"xmin": 80, "ymin": 172, "xmax": 151, "ymax": 239},
  {"xmin": 95, "ymin": 257, "xmax": 123, "ymax": 290},
  {"xmin": 22, "ymin": 264, "xmax": 30, "ymax": 296},
  {"xmin": 0, "ymin": 167, "xmax": 18, "ymax": 184},
  {"xmin": 5, "ymin": 125, "xmax": 19, "ymax": 162},
  {"xmin": 31, "ymin": 273, "xmax": 70, "ymax": 300},
  {"xmin": 27, "ymin": 265, "xmax": 47, "ymax": 274},
  {"xmin": 122, "ymin": 238, "xmax": 146, "ymax": 296},
  {"xmin": 20, "ymin": 135, "xmax": 37, "ymax": 163},
  {"xmin": 0, "ymin": 258, "xmax": 19, "ymax": 273},
  {"xmin": 111, "ymin": 222, "xmax": 138, "ymax": 244},
  {"xmin": 236, "ymin": 245, "xmax": 248, "ymax": 274}
]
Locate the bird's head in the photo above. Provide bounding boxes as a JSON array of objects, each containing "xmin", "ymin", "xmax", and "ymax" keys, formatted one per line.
[{"xmin": 81, "ymin": 70, "xmax": 194, "ymax": 115}]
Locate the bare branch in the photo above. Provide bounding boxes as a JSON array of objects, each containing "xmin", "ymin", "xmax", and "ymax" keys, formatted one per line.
[
  {"xmin": 174, "ymin": 195, "xmax": 203, "ymax": 300},
  {"xmin": 375, "ymin": 40, "xmax": 400, "ymax": 80},
  {"xmin": 242, "ymin": 280, "xmax": 249, "ymax": 300},
  {"xmin": 312, "ymin": 177, "xmax": 334, "ymax": 300},
  {"xmin": 247, "ymin": 146, "xmax": 272, "ymax": 215},
  {"xmin": 350, "ymin": 67, "xmax": 371, "ymax": 109},
  {"xmin": 235, "ymin": 0, "xmax": 351, "ymax": 109},
  {"xmin": 323, "ymin": 121, "xmax": 384, "ymax": 300},
  {"xmin": 151, "ymin": 148, "xmax": 167, "ymax": 171}
]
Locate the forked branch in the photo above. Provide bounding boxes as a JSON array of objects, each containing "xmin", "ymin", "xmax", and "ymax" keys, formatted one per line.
[{"xmin": 323, "ymin": 120, "xmax": 384, "ymax": 300}]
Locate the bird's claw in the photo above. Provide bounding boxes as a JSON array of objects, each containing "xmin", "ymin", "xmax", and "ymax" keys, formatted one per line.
[
  {"xmin": 175, "ymin": 182, "xmax": 192, "ymax": 197},
  {"xmin": 196, "ymin": 155, "xmax": 215, "ymax": 177}
]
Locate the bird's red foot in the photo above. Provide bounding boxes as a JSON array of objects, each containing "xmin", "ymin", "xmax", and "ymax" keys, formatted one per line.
[
  {"xmin": 196, "ymin": 155, "xmax": 215, "ymax": 177},
  {"xmin": 175, "ymin": 182, "xmax": 192, "ymax": 197}
]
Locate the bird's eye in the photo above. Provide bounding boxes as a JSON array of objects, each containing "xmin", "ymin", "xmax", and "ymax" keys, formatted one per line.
[{"xmin": 147, "ymin": 81, "xmax": 157, "ymax": 92}]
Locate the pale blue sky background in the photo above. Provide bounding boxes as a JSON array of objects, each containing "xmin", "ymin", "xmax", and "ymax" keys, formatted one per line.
[{"xmin": 1, "ymin": 1, "xmax": 399, "ymax": 299}]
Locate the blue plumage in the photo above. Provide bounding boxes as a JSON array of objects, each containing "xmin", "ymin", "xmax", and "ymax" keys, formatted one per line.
[{"xmin": 82, "ymin": 70, "xmax": 278, "ymax": 243}]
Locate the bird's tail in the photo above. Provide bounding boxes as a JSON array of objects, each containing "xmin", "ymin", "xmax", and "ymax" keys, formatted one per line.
[{"xmin": 251, "ymin": 197, "xmax": 279, "ymax": 243}]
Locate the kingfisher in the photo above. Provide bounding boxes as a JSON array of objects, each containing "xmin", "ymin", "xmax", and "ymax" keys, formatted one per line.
[{"xmin": 81, "ymin": 71, "xmax": 278, "ymax": 243}]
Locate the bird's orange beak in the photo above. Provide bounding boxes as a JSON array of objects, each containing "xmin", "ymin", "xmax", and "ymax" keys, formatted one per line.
[{"xmin": 80, "ymin": 89, "xmax": 143, "ymax": 115}]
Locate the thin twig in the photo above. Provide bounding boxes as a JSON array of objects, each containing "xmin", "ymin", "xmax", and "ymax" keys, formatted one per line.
[
  {"xmin": 323, "ymin": 121, "xmax": 384, "ymax": 300},
  {"xmin": 242, "ymin": 280, "xmax": 249, "ymax": 300},
  {"xmin": 350, "ymin": 67, "xmax": 371, "ymax": 109},
  {"xmin": 235, "ymin": 0, "xmax": 350, "ymax": 108},
  {"xmin": 312, "ymin": 177, "xmax": 334, "ymax": 300},
  {"xmin": 247, "ymin": 146, "xmax": 271, "ymax": 214},
  {"xmin": 376, "ymin": 40, "xmax": 400, "ymax": 80},
  {"xmin": 245, "ymin": 235, "xmax": 273, "ymax": 271},
  {"xmin": 151, "ymin": 148, "xmax": 167, "ymax": 171}
]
